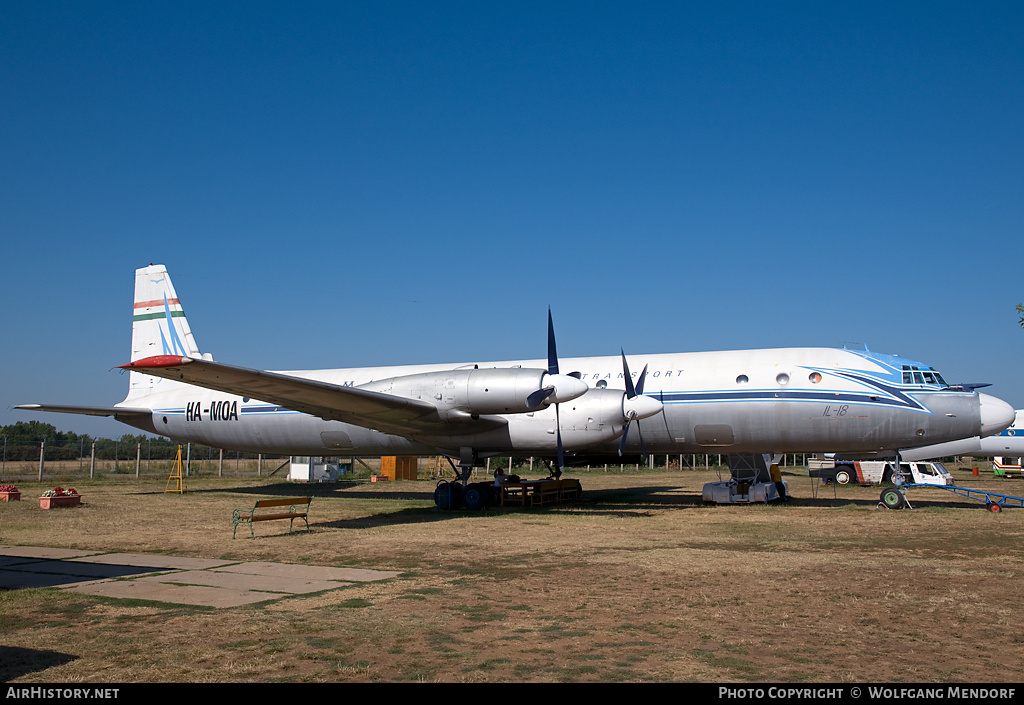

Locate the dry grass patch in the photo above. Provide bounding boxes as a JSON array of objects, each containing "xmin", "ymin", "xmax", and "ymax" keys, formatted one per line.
[{"xmin": 1, "ymin": 468, "xmax": 1023, "ymax": 682}]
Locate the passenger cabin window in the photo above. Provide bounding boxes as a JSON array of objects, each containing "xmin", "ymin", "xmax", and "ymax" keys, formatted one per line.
[{"xmin": 736, "ymin": 375, "xmax": 749, "ymax": 384}]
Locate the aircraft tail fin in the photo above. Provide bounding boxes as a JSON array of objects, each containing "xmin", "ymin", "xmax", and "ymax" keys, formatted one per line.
[{"xmin": 126, "ymin": 264, "xmax": 202, "ymax": 400}]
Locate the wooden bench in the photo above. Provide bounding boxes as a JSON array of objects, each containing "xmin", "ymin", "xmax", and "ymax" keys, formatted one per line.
[
  {"xmin": 530, "ymin": 479, "xmax": 581, "ymax": 506},
  {"xmin": 233, "ymin": 497, "xmax": 312, "ymax": 539},
  {"xmin": 500, "ymin": 479, "xmax": 582, "ymax": 507}
]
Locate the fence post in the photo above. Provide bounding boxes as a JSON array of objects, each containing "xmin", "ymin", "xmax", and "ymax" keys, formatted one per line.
[
  {"xmin": 136, "ymin": 443, "xmax": 141, "ymax": 477},
  {"xmin": 219, "ymin": 448, "xmax": 223, "ymax": 477},
  {"xmin": 90, "ymin": 442, "xmax": 95, "ymax": 478},
  {"xmin": 38, "ymin": 440, "xmax": 45, "ymax": 481}
]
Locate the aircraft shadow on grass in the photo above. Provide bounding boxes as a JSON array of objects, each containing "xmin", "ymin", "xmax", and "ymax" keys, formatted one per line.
[
  {"xmin": 0, "ymin": 645, "xmax": 78, "ymax": 681},
  {"xmin": 137, "ymin": 480, "xmax": 994, "ymax": 535}
]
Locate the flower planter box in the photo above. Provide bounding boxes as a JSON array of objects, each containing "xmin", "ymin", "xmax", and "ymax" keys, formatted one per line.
[
  {"xmin": 0, "ymin": 491, "xmax": 21, "ymax": 502},
  {"xmin": 39, "ymin": 494, "xmax": 81, "ymax": 509}
]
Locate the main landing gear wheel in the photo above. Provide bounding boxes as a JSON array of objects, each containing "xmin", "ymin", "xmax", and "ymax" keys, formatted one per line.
[
  {"xmin": 880, "ymin": 488, "xmax": 906, "ymax": 510},
  {"xmin": 434, "ymin": 481, "xmax": 463, "ymax": 510},
  {"xmin": 463, "ymin": 483, "xmax": 491, "ymax": 511}
]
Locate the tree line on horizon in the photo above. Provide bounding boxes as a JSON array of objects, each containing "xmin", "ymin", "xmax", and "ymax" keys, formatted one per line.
[{"xmin": 1, "ymin": 420, "xmax": 260, "ymax": 462}]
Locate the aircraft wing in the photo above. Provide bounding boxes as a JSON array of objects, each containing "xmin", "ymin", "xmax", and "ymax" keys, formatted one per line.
[
  {"xmin": 15, "ymin": 404, "xmax": 154, "ymax": 419},
  {"xmin": 119, "ymin": 355, "xmax": 507, "ymax": 435}
]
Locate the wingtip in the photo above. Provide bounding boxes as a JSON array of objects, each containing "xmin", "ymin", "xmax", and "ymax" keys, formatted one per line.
[{"xmin": 118, "ymin": 355, "xmax": 192, "ymax": 370}]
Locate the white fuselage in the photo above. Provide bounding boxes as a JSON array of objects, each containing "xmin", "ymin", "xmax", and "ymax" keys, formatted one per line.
[{"xmin": 123, "ymin": 347, "xmax": 991, "ymax": 459}]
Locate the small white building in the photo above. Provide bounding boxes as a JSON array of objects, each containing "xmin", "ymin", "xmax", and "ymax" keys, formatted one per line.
[{"xmin": 289, "ymin": 456, "xmax": 344, "ymax": 482}]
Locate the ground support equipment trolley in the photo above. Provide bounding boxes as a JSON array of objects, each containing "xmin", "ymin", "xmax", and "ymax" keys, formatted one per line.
[{"xmin": 878, "ymin": 483, "xmax": 1024, "ymax": 513}]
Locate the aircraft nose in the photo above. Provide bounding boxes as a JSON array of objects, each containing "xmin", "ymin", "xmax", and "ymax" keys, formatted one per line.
[{"xmin": 979, "ymin": 393, "xmax": 1015, "ymax": 437}]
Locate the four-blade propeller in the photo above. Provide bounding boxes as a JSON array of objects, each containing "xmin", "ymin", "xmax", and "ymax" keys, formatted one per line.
[
  {"xmin": 537, "ymin": 310, "xmax": 664, "ymax": 470},
  {"xmin": 618, "ymin": 350, "xmax": 663, "ymax": 457}
]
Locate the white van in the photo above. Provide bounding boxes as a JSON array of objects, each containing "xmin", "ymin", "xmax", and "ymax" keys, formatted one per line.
[{"xmin": 808, "ymin": 459, "xmax": 954, "ymax": 486}]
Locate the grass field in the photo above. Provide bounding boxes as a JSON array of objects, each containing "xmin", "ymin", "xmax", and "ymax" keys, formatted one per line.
[{"xmin": 2, "ymin": 464, "xmax": 1023, "ymax": 683}]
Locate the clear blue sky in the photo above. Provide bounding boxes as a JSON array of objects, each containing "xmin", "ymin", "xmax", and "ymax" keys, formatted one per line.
[{"xmin": 3, "ymin": 2, "xmax": 1023, "ymax": 438}]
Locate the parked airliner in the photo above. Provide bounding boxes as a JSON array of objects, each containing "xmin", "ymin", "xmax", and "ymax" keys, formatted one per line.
[{"xmin": 18, "ymin": 265, "xmax": 1015, "ymax": 489}]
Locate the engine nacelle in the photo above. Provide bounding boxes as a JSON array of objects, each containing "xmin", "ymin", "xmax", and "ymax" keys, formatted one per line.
[
  {"xmin": 506, "ymin": 387, "xmax": 666, "ymax": 450},
  {"xmin": 365, "ymin": 366, "xmax": 588, "ymax": 417}
]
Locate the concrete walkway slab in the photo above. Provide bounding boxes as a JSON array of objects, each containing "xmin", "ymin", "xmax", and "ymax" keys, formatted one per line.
[
  {"xmin": 1, "ymin": 547, "xmax": 401, "ymax": 607},
  {"xmin": 136, "ymin": 569, "xmax": 350, "ymax": 594},
  {"xmin": 65, "ymin": 579, "xmax": 281, "ymax": 608},
  {"xmin": 68, "ymin": 553, "xmax": 236, "ymax": 571},
  {"xmin": 213, "ymin": 561, "xmax": 400, "ymax": 582}
]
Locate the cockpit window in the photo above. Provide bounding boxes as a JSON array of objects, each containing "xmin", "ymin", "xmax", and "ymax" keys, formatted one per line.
[{"xmin": 902, "ymin": 365, "xmax": 947, "ymax": 387}]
